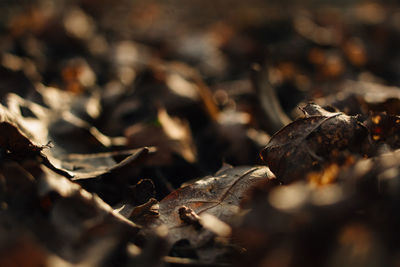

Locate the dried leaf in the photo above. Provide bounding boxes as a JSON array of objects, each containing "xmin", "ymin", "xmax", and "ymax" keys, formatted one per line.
[
  {"xmin": 65, "ymin": 147, "xmax": 155, "ymax": 180},
  {"xmin": 0, "ymin": 103, "xmax": 44, "ymax": 159},
  {"xmin": 2, "ymin": 92, "xmax": 154, "ymax": 183},
  {"xmin": 146, "ymin": 165, "xmax": 275, "ymax": 262},
  {"xmin": 5, "ymin": 90, "xmax": 126, "ymax": 158},
  {"xmin": 261, "ymin": 103, "xmax": 368, "ymax": 183}
]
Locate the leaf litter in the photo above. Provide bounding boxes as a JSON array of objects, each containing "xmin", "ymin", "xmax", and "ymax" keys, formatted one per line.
[{"xmin": 4, "ymin": 1, "xmax": 400, "ymax": 267}]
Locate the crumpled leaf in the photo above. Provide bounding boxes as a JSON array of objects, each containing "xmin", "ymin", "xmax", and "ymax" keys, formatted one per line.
[
  {"xmin": 62, "ymin": 147, "xmax": 157, "ymax": 205},
  {"xmin": 0, "ymin": 90, "xmax": 157, "ymax": 207},
  {"xmin": 5, "ymin": 90, "xmax": 126, "ymax": 158},
  {"xmin": 0, "ymin": 103, "xmax": 44, "ymax": 158},
  {"xmin": 3, "ymin": 91, "xmax": 145, "ymax": 163},
  {"xmin": 146, "ymin": 165, "xmax": 276, "ymax": 262},
  {"xmin": 261, "ymin": 103, "xmax": 369, "ymax": 183},
  {"xmin": 64, "ymin": 147, "xmax": 155, "ymax": 180}
]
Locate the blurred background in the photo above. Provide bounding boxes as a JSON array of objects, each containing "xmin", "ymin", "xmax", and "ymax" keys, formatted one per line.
[
  {"xmin": 3, "ymin": 2, "xmax": 400, "ymax": 267},
  {"xmin": 1, "ymin": 0, "xmax": 400, "ymax": 183},
  {"xmin": 3, "ymin": 0, "xmax": 400, "ymax": 90}
]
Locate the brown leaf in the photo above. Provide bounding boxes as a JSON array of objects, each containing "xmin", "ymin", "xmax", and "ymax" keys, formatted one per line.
[
  {"xmin": 146, "ymin": 165, "xmax": 275, "ymax": 262},
  {"xmin": 65, "ymin": 147, "xmax": 157, "ymax": 205},
  {"xmin": 5, "ymin": 90, "xmax": 126, "ymax": 158},
  {"xmin": 0, "ymin": 103, "xmax": 44, "ymax": 159},
  {"xmin": 65, "ymin": 147, "xmax": 155, "ymax": 180},
  {"xmin": 1, "ymin": 90, "xmax": 159, "ymax": 207},
  {"xmin": 3, "ymin": 91, "xmax": 154, "ymax": 175},
  {"xmin": 261, "ymin": 103, "xmax": 368, "ymax": 183}
]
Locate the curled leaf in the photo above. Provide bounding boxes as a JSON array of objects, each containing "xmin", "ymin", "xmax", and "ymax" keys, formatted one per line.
[{"xmin": 261, "ymin": 103, "xmax": 368, "ymax": 183}]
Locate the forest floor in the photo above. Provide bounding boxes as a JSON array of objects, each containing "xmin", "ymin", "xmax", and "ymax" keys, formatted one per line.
[{"xmin": 1, "ymin": 1, "xmax": 400, "ymax": 266}]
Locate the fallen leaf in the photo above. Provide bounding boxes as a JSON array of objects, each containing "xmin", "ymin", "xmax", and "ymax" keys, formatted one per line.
[
  {"xmin": 0, "ymin": 102, "xmax": 44, "ymax": 160},
  {"xmin": 2, "ymin": 91, "xmax": 156, "ymax": 186},
  {"xmin": 65, "ymin": 147, "xmax": 155, "ymax": 180},
  {"xmin": 146, "ymin": 165, "xmax": 275, "ymax": 262},
  {"xmin": 5, "ymin": 91, "xmax": 126, "ymax": 157},
  {"xmin": 261, "ymin": 103, "xmax": 369, "ymax": 183}
]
